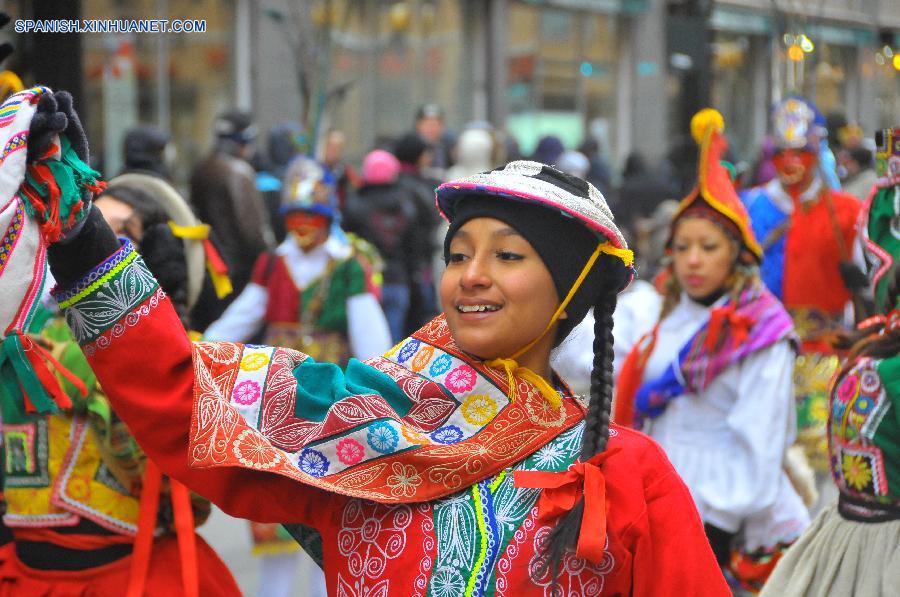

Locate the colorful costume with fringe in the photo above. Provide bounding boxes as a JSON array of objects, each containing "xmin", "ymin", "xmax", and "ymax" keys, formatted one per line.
[
  {"xmin": 760, "ymin": 126, "xmax": 900, "ymax": 597},
  {"xmin": 46, "ymin": 240, "xmax": 729, "ymax": 596},
  {"xmin": 741, "ymin": 97, "xmax": 862, "ymax": 472},
  {"xmin": 0, "ymin": 86, "xmax": 238, "ymax": 596}
]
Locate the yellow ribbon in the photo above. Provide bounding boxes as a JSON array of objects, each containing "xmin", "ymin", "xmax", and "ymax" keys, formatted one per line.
[
  {"xmin": 168, "ymin": 222, "xmax": 211, "ymax": 240},
  {"xmin": 485, "ymin": 357, "xmax": 562, "ymax": 410},
  {"xmin": 485, "ymin": 240, "xmax": 632, "ymax": 410},
  {"xmin": 167, "ymin": 222, "xmax": 234, "ymax": 299}
]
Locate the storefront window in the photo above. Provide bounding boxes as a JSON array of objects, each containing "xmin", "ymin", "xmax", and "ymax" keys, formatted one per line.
[
  {"xmin": 80, "ymin": 0, "xmax": 234, "ymax": 184},
  {"xmin": 506, "ymin": 1, "xmax": 619, "ymax": 161},
  {"xmin": 710, "ymin": 32, "xmax": 755, "ymax": 162},
  {"xmin": 873, "ymin": 52, "xmax": 900, "ymax": 129},
  {"xmin": 327, "ymin": 0, "xmax": 469, "ymax": 163},
  {"xmin": 802, "ymin": 43, "xmax": 854, "ymax": 116}
]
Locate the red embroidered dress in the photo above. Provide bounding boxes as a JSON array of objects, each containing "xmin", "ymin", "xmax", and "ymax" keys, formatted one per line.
[{"xmin": 53, "ymin": 241, "xmax": 729, "ymax": 596}]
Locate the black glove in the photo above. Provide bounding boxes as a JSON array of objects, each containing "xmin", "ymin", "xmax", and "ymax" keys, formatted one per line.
[
  {"xmin": 26, "ymin": 91, "xmax": 90, "ymax": 163},
  {"xmin": 839, "ymin": 261, "xmax": 869, "ymax": 293},
  {"xmin": 26, "ymin": 92, "xmax": 66, "ymax": 162}
]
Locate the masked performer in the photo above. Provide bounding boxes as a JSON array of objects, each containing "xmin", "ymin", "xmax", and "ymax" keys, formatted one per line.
[{"xmin": 741, "ymin": 97, "xmax": 864, "ymax": 477}]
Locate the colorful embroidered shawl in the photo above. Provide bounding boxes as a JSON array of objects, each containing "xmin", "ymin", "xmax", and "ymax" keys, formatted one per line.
[
  {"xmin": 615, "ymin": 285, "xmax": 795, "ymax": 427},
  {"xmin": 190, "ymin": 312, "xmax": 586, "ymax": 503}
]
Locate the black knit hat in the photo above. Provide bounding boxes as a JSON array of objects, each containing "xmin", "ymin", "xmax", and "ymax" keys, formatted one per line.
[
  {"xmin": 444, "ymin": 196, "xmax": 621, "ymax": 341},
  {"xmin": 393, "ymin": 133, "xmax": 429, "ymax": 166}
]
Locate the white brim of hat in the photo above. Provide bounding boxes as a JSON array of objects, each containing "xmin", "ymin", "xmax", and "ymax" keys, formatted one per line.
[{"xmin": 436, "ymin": 161, "xmax": 626, "ymax": 250}]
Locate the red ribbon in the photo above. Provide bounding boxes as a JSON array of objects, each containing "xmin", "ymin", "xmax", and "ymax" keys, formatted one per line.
[
  {"xmin": 513, "ymin": 447, "xmax": 621, "ymax": 565},
  {"xmin": 201, "ymin": 239, "xmax": 229, "ymax": 276},
  {"xmin": 703, "ymin": 304, "xmax": 754, "ymax": 352},
  {"xmin": 19, "ymin": 334, "xmax": 86, "ymax": 412}
]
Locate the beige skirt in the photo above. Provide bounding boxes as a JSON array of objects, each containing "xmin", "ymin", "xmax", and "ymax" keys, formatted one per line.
[{"xmin": 759, "ymin": 504, "xmax": 900, "ymax": 597}]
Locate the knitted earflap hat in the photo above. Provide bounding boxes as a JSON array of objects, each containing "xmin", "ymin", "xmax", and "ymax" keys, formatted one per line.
[
  {"xmin": 437, "ymin": 160, "xmax": 633, "ymax": 412},
  {"xmin": 669, "ymin": 108, "xmax": 763, "ymax": 264},
  {"xmin": 438, "ymin": 161, "xmax": 634, "ymax": 340},
  {"xmin": 861, "ymin": 127, "xmax": 900, "ymax": 312}
]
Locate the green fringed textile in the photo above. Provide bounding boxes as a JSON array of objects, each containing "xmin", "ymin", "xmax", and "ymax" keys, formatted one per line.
[
  {"xmin": 0, "ymin": 332, "xmax": 60, "ymax": 424},
  {"xmin": 19, "ymin": 136, "xmax": 104, "ymax": 233}
]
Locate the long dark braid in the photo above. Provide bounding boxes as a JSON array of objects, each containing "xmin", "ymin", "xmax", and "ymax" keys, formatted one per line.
[{"xmin": 541, "ymin": 256, "xmax": 622, "ymax": 580}]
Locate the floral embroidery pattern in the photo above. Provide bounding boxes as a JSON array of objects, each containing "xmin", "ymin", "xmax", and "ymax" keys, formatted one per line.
[
  {"xmin": 336, "ymin": 438, "xmax": 365, "ymax": 465},
  {"xmin": 444, "ymin": 365, "xmax": 477, "ymax": 393},
  {"xmin": 461, "ymin": 394, "xmax": 498, "ymax": 426},
  {"xmin": 828, "ymin": 358, "xmax": 892, "ymax": 501},
  {"xmin": 837, "ymin": 375, "xmax": 859, "ymax": 403},
  {"xmin": 401, "ymin": 426, "xmax": 431, "ymax": 445},
  {"xmin": 386, "ymin": 462, "xmax": 422, "ymax": 497},
  {"xmin": 367, "ymin": 421, "xmax": 399, "ymax": 454},
  {"xmin": 336, "ymin": 500, "xmax": 411, "ymax": 593},
  {"xmin": 240, "ymin": 352, "xmax": 270, "ymax": 372},
  {"xmin": 430, "ymin": 425, "xmax": 463, "ymax": 445},
  {"xmin": 64, "ymin": 252, "xmax": 160, "ymax": 345},
  {"xmin": 411, "ymin": 345, "xmax": 434, "ymax": 373},
  {"xmin": 429, "ymin": 354, "xmax": 453, "ymax": 377},
  {"xmin": 232, "ymin": 380, "xmax": 261, "ymax": 405},
  {"xmin": 232, "ymin": 429, "xmax": 281, "ymax": 470},
  {"xmin": 528, "ymin": 525, "xmax": 614, "ymax": 596},
  {"xmin": 397, "ymin": 339, "xmax": 420, "ymax": 363},
  {"xmin": 298, "ymin": 448, "xmax": 329, "ymax": 477},
  {"xmin": 842, "ymin": 453, "xmax": 872, "ymax": 491},
  {"xmin": 187, "ymin": 321, "xmax": 583, "ymax": 502}
]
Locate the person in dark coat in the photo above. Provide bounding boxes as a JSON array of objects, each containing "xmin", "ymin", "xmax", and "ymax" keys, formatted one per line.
[
  {"xmin": 393, "ymin": 133, "xmax": 442, "ymax": 329},
  {"xmin": 122, "ymin": 125, "xmax": 172, "ymax": 179},
  {"xmin": 190, "ymin": 110, "xmax": 275, "ymax": 329},
  {"xmin": 343, "ymin": 150, "xmax": 425, "ymax": 341}
]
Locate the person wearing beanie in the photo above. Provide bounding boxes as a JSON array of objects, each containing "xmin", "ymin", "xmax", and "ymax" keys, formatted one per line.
[
  {"xmin": 121, "ymin": 124, "xmax": 172, "ymax": 179},
  {"xmin": 26, "ymin": 85, "xmax": 729, "ymax": 596},
  {"xmin": 741, "ymin": 97, "xmax": 864, "ymax": 486},
  {"xmin": 190, "ymin": 109, "xmax": 275, "ymax": 330},
  {"xmin": 394, "ymin": 132, "xmax": 443, "ymax": 330},
  {"xmin": 0, "ymin": 87, "xmax": 240, "ymax": 594},
  {"xmin": 414, "ymin": 102, "xmax": 456, "ymax": 176},
  {"xmin": 343, "ymin": 150, "xmax": 425, "ymax": 342},
  {"xmin": 760, "ymin": 127, "xmax": 900, "ymax": 597},
  {"xmin": 530, "ymin": 134, "xmax": 565, "ymax": 166},
  {"xmin": 615, "ymin": 109, "xmax": 810, "ymax": 592}
]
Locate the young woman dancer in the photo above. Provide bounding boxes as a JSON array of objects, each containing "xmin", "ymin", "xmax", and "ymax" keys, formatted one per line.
[
  {"xmin": 615, "ymin": 110, "xmax": 810, "ymax": 592},
  {"xmin": 18, "ymin": 89, "xmax": 729, "ymax": 596}
]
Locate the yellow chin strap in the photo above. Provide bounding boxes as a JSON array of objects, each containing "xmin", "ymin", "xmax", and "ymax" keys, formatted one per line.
[{"xmin": 485, "ymin": 241, "xmax": 633, "ymax": 410}]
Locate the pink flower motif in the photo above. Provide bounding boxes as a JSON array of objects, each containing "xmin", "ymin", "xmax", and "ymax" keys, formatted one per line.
[
  {"xmin": 444, "ymin": 365, "xmax": 477, "ymax": 393},
  {"xmin": 336, "ymin": 438, "xmax": 365, "ymax": 465},
  {"xmin": 232, "ymin": 380, "xmax": 261, "ymax": 405},
  {"xmin": 837, "ymin": 375, "xmax": 858, "ymax": 403}
]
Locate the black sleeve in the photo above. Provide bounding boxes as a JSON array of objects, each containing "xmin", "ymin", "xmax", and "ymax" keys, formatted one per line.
[{"xmin": 47, "ymin": 207, "xmax": 120, "ymax": 289}]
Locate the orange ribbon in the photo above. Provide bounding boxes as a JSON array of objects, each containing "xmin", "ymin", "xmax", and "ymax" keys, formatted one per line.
[
  {"xmin": 513, "ymin": 446, "xmax": 621, "ymax": 565},
  {"xmin": 19, "ymin": 333, "xmax": 86, "ymax": 412},
  {"xmin": 703, "ymin": 304, "xmax": 754, "ymax": 352}
]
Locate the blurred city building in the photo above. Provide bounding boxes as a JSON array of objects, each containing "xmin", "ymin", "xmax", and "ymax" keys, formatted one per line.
[{"xmin": 3, "ymin": 0, "xmax": 899, "ymax": 182}]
